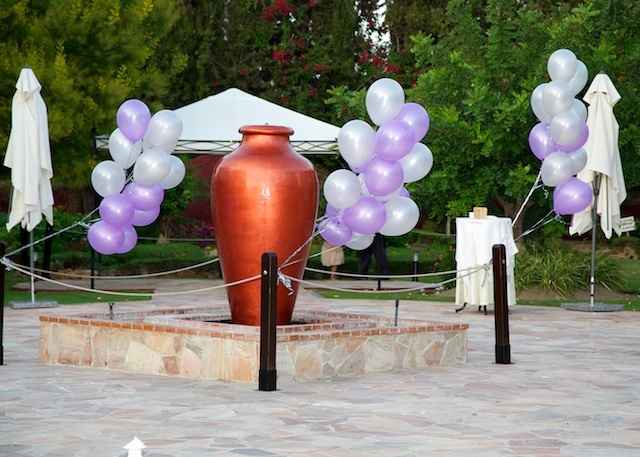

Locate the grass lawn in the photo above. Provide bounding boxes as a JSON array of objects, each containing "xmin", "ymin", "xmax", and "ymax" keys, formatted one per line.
[
  {"xmin": 5, "ymin": 289, "xmax": 150, "ymax": 305},
  {"xmin": 315, "ymin": 289, "xmax": 640, "ymax": 311}
]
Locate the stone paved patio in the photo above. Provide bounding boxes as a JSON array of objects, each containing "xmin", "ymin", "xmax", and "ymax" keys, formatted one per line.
[{"xmin": 1, "ymin": 280, "xmax": 639, "ymax": 456}]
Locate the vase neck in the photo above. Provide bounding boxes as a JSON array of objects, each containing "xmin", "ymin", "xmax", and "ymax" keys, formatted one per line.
[{"xmin": 239, "ymin": 125, "xmax": 293, "ymax": 152}]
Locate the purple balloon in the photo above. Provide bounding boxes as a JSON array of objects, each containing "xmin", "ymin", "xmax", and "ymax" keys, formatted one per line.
[
  {"xmin": 398, "ymin": 186, "xmax": 410, "ymax": 197},
  {"xmin": 325, "ymin": 204, "xmax": 340, "ymax": 219},
  {"xmin": 553, "ymin": 178, "xmax": 593, "ymax": 215},
  {"xmin": 363, "ymin": 157, "xmax": 404, "ymax": 196},
  {"xmin": 374, "ymin": 119, "xmax": 415, "ymax": 161},
  {"xmin": 342, "ymin": 196, "xmax": 386, "ymax": 234},
  {"xmin": 319, "ymin": 218, "xmax": 352, "ymax": 246},
  {"xmin": 117, "ymin": 99, "xmax": 151, "ymax": 142},
  {"xmin": 87, "ymin": 221, "xmax": 124, "ymax": 255},
  {"xmin": 528, "ymin": 123, "xmax": 556, "ymax": 160},
  {"xmin": 131, "ymin": 206, "xmax": 160, "ymax": 227},
  {"xmin": 99, "ymin": 193, "xmax": 134, "ymax": 227},
  {"xmin": 396, "ymin": 103, "xmax": 430, "ymax": 142},
  {"xmin": 555, "ymin": 123, "xmax": 589, "ymax": 152},
  {"xmin": 124, "ymin": 183, "xmax": 164, "ymax": 210},
  {"xmin": 115, "ymin": 225, "xmax": 138, "ymax": 254}
]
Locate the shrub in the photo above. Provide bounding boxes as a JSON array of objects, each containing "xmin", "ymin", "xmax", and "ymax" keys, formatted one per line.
[{"xmin": 516, "ymin": 245, "xmax": 623, "ymax": 296}]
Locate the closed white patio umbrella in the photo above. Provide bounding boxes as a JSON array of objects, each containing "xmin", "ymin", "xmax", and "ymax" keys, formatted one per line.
[
  {"xmin": 3, "ymin": 68, "xmax": 56, "ymax": 307},
  {"xmin": 565, "ymin": 73, "xmax": 626, "ymax": 312}
]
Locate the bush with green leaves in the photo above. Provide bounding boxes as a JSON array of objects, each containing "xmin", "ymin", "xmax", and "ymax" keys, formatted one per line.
[{"xmin": 516, "ymin": 244, "xmax": 622, "ymax": 296}]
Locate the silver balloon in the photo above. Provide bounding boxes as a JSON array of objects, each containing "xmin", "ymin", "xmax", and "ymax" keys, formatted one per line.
[
  {"xmin": 338, "ymin": 120, "xmax": 376, "ymax": 170},
  {"xmin": 399, "ymin": 143, "xmax": 433, "ymax": 183},
  {"xmin": 543, "ymin": 80, "xmax": 573, "ymax": 117},
  {"xmin": 133, "ymin": 150, "xmax": 172, "ymax": 186},
  {"xmin": 108, "ymin": 128, "xmax": 141, "ymax": 169},
  {"xmin": 550, "ymin": 109, "xmax": 583, "ymax": 146},
  {"xmin": 568, "ymin": 148, "xmax": 588, "ymax": 174},
  {"xmin": 91, "ymin": 160, "xmax": 126, "ymax": 197},
  {"xmin": 547, "ymin": 49, "xmax": 578, "ymax": 81},
  {"xmin": 365, "ymin": 78, "xmax": 405, "ymax": 126},
  {"xmin": 323, "ymin": 169, "xmax": 362, "ymax": 209},
  {"xmin": 567, "ymin": 60, "xmax": 588, "ymax": 95},
  {"xmin": 569, "ymin": 99, "xmax": 587, "ymax": 123},
  {"xmin": 379, "ymin": 196, "xmax": 419, "ymax": 236},
  {"xmin": 531, "ymin": 83, "xmax": 551, "ymax": 123},
  {"xmin": 159, "ymin": 155, "xmax": 186, "ymax": 190},
  {"xmin": 143, "ymin": 110, "xmax": 183, "ymax": 150},
  {"xmin": 541, "ymin": 152, "xmax": 574, "ymax": 187},
  {"xmin": 345, "ymin": 232, "xmax": 374, "ymax": 250}
]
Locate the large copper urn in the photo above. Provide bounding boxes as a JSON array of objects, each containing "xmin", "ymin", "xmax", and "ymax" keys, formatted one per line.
[{"xmin": 212, "ymin": 125, "xmax": 318, "ymax": 326}]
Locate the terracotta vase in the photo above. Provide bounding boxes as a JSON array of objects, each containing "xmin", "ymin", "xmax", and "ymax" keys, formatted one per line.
[{"xmin": 212, "ymin": 125, "xmax": 318, "ymax": 326}]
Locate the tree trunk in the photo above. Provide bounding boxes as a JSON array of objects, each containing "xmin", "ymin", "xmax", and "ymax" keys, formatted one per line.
[{"xmin": 494, "ymin": 196, "xmax": 526, "ymax": 240}]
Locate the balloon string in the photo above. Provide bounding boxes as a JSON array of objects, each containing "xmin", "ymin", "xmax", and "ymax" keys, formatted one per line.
[
  {"xmin": 515, "ymin": 209, "xmax": 557, "ymax": 242},
  {"xmin": 512, "ymin": 169, "xmax": 543, "ymax": 227}
]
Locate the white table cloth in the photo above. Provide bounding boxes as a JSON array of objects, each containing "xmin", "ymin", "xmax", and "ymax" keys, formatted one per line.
[{"xmin": 455, "ymin": 216, "xmax": 518, "ymax": 309}]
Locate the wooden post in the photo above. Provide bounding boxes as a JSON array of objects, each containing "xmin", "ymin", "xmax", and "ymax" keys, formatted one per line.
[
  {"xmin": 412, "ymin": 252, "xmax": 419, "ymax": 282},
  {"xmin": 492, "ymin": 244, "xmax": 511, "ymax": 364},
  {"xmin": 259, "ymin": 252, "xmax": 277, "ymax": 391},
  {"xmin": 1, "ymin": 242, "xmax": 5, "ymax": 365}
]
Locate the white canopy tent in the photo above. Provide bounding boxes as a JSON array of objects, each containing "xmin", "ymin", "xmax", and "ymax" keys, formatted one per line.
[{"xmin": 96, "ymin": 88, "xmax": 340, "ymax": 155}]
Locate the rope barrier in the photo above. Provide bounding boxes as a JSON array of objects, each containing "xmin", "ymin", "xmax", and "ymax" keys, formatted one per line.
[
  {"xmin": 303, "ymin": 265, "xmax": 477, "ymax": 279},
  {"xmin": 2, "ymin": 257, "xmax": 220, "ymax": 280},
  {"xmin": 281, "ymin": 264, "xmax": 489, "ymax": 294},
  {"xmin": 2, "ymin": 258, "xmax": 259, "ymax": 297}
]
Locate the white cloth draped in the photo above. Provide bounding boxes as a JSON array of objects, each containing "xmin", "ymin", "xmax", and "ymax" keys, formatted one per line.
[
  {"xmin": 455, "ymin": 216, "xmax": 518, "ymax": 308},
  {"xmin": 4, "ymin": 68, "xmax": 54, "ymax": 232},
  {"xmin": 570, "ymin": 74, "xmax": 626, "ymax": 239}
]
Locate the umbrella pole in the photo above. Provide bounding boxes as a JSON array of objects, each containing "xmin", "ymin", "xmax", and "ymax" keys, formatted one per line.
[
  {"xmin": 589, "ymin": 173, "xmax": 602, "ymax": 311},
  {"xmin": 29, "ymin": 231, "xmax": 35, "ymax": 304}
]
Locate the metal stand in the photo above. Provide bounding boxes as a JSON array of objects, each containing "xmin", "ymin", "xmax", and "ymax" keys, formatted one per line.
[
  {"xmin": 394, "ymin": 299, "xmax": 399, "ymax": 326},
  {"xmin": 562, "ymin": 173, "xmax": 623, "ymax": 313},
  {"xmin": 9, "ymin": 231, "xmax": 57, "ymax": 310},
  {"xmin": 492, "ymin": 244, "xmax": 511, "ymax": 364},
  {"xmin": 1, "ymin": 242, "xmax": 5, "ymax": 365},
  {"xmin": 258, "ymin": 252, "xmax": 277, "ymax": 391}
]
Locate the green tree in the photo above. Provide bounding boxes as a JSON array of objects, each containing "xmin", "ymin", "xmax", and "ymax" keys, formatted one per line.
[
  {"xmin": 327, "ymin": 0, "xmax": 640, "ymax": 237},
  {"xmin": 0, "ymin": 0, "xmax": 187, "ymax": 209}
]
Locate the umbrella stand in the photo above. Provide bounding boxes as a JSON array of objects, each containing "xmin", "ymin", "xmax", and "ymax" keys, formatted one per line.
[
  {"xmin": 562, "ymin": 173, "xmax": 624, "ymax": 312},
  {"xmin": 9, "ymin": 230, "xmax": 58, "ymax": 310}
]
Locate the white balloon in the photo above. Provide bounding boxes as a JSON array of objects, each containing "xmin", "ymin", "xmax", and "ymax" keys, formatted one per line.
[
  {"xmin": 338, "ymin": 120, "xmax": 376, "ymax": 170},
  {"xmin": 550, "ymin": 109, "xmax": 583, "ymax": 146},
  {"xmin": 379, "ymin": 196, "xmax": 419, "ymax": 236},
  {"xmin": 547, "ymin": 49, "xmax": 578, "ymax": 81},
  {"xmin": 108, "ymin": 129, "xmax": 141, "ymax": 169},
  {"xmin": 91, "ymin": 161, "xmax": 126, "ymax": 197},
  {"xmin": 345, "ymin": 232, "xmax": 374, "ymax": 250},
  {"xmin": 541, "ymin": 152, "xmax": 574, "ymax": 187},
  {"xmin": 133, "ymin": 150, "xmax": 172, "ymax": 186},
  {"xmin": 569, "ymin": 99, "xmax": 587, "ymax": 123},
  {"xmin": 160, "ymin": 155, "xmax": 186, "ymax": 190},
  {"xmin": 543, "ymin": 80, "xmax": 573, "ymax": 117},
  {"xmin": 365, "ymin": 78, "xmax": 405, "ymax": 126},
  {"xmin": 568, "ymin": 60, "xmax": 588, "ymax": 95},
  {"xmin": 143, "ymin": 110, "xmax": 183, "ymax": 150},
  {"xmin": 399, "ymin": 143, "xmax": 433, "ymax": 183},
  {"xmin": 323, "ymin": 169, "xmax": 361, "ymax": 209},
  {"xmin": 530, "ymin": 83, "xmax": 551, "ymax": 123},
  {"xmin": 567, "ymin": 147, "xmax": 588, "ymax": 174}
]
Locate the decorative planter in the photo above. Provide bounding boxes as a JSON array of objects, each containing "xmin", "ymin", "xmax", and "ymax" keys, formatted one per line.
[{"xmin": 212, "ymin": 125, "xmax": 318, "ymax": 325}]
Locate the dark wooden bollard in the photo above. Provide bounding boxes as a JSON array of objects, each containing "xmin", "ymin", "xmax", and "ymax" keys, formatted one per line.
[
  {"xmin": 1, "ymin": 242, "xmax": 6, "ymax": 365},
  {"xmin": 259, "ymin": 252, "xmax": 278, "ymax": 391},
  {"xmin": 492, "ymin": 244, "xmax": 511, "ymax": 364}
]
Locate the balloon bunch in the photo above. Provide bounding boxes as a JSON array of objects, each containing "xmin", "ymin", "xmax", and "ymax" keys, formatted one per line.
[
  {"xmin": 321, "ymin": 78, "xmax": 433, "ymax": 251},
  {"xmin": 529, "ymin": 49, "xmax": 593, "ymax": 215},
  {"xmin": 88, "ymin": 100, "xmax": 185, "ymax": 255}
]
